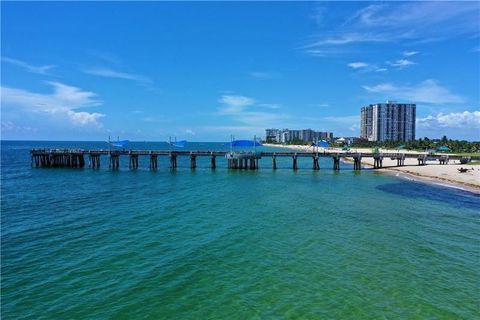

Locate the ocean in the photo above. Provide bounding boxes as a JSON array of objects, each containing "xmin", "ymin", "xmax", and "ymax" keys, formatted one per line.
[{"xmin": 1, "ymin": 141, "xmax": 479, "ymax": 319}]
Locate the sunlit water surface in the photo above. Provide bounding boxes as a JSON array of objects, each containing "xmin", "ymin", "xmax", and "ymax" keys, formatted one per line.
[{"xmin": 2, "ymin": 141, "xmax": 479, "ymax": 319}]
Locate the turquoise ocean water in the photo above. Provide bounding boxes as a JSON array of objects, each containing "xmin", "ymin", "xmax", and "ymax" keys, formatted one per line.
[{"xmin": 1, "ymin": 141, "xmax": 479, "ymax": 319}]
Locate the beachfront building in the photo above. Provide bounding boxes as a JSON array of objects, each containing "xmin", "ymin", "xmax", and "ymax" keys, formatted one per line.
[
  {"xmin": 265, "ymin": 129, "xmax": 281, "ymax": 143},
  {"xmin": 361, "ymin": 101, "xmax": 416, "ymax": 142},
  {"xmin": 334, "ymin": 136, "xmax": 359, "ymax": 145},
  {"xmin": 265, "ymin": 128, "xmax": 333, "ymax": 143}
]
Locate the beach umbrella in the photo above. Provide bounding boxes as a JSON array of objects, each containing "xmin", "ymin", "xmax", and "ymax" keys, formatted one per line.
[
  {"xmin": 312, "ymin": 140, "xmax": 329, "ymax": 148},
  {"xmin": 318, "ymin": 140, "xmax": 329, "ymax": 148}
]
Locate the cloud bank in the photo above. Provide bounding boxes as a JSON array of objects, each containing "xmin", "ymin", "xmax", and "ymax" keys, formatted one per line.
[
  {"xmin": 1, "ymin": 82, "xmax": 105, "ymax": 127},
  {"xmin": 362, "ymin": 79, "xmax": 464, "ymax": 104}
]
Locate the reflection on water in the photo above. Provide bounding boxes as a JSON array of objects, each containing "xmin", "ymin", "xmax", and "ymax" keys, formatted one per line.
[{"xmin": 376, "ymin": 181, "xmax": 480, "ymax": 211}]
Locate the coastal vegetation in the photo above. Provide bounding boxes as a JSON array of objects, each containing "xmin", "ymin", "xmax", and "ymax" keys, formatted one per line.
[
  {"xmin": 350, "ymin": 136, "xmax": 480, "ymax": 154},
  {"xmin": 265, "ymin": 136, "xmax": 480, "ymax": 155}
]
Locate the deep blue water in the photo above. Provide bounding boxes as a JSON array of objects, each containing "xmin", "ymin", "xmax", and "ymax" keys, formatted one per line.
[{"xmin": 1, "ymin": 140, "xmax": 479, "ymax": 319}]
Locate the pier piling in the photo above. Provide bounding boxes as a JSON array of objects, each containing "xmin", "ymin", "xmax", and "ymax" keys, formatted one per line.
[
  {"xmin": 439, "ymin": 155, "xmax": 449, "ymax": 165},
  {"xmin": 169, "ymin": 154, "xmax": 177, "ymax": 169},
  {"xmin": 210, "ymin": 154, "xmax": 216, "ymax": 169},
  {"xmin": 149, "ymin": 154, "xmax": 158, "ymax": 169},
  {"xmin": 89, "ymin": 154, "xmax": 101, "ymax": 169},
  {"xmin": 312, "ymin": 155, "xmax": 320, "ymax": 170},
  {"xmin": 353, "ymin": 154, "xmax": 362, "ymax": 170},
  {"xmin": 333, "ymin": 155, "xmax": 341, "ymax": 171},
  {"xmin": 190, "ymin": 154, "xmax": 197, "ymax": 169},
  {"xmin": 129, "ymin": 154, "xmax": 139, "ymax": 169},
  {"xmin": 417, "ymin": 155, "xmax": 427, "ymax": 166},
  {"xmin": 110, "ymin": 153, "xmax": 120, "ymax": 169},
  {"xmin": 373, "ymin": 155, "xmax": 383, "ymax": 169}
]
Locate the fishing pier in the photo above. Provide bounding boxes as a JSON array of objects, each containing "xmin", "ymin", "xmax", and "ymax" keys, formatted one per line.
[{"xmin": 30, "ymin": 149, "xmax": 473, "ymax": 171}]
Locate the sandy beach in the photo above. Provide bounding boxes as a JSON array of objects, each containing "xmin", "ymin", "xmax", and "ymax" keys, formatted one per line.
[{"xmin": 264, "ymin": 144, "xmax": 480, "ymax": 192}]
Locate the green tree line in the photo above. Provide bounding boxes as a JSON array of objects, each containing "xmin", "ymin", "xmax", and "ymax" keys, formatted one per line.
[{"xmin": 350, "ymin": 136, "xmax": 480, "ymax": 154}]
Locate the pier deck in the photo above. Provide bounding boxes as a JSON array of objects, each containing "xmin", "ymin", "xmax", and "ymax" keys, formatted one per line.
[{"xmin": 30, "ymin": 149, "xmax": 477, "ymax": 171}]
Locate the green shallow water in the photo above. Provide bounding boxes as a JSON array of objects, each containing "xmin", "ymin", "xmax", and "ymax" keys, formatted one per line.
[{"xmin": 1, "ymin": 141, "xmax": 479, "ymax": 319}]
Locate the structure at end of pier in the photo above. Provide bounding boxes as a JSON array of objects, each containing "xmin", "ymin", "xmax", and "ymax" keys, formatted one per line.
[{"xmin": 225, "ymin": 152, "xmax": 261, "ymax": 170}]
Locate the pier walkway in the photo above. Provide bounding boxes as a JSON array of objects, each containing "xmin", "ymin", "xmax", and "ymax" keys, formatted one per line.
[{"xmin": 30, "ymin": 149, "xmax": 477, "ymax": 171}]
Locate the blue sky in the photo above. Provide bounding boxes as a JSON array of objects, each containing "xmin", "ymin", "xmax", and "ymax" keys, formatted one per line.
[{"xmin": 1, "ymin": 1, "xmax": 479, "ymax": 141}]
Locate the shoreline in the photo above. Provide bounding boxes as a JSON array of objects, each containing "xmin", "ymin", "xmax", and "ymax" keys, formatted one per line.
[
  {"xmin": 340, "ymin": 157, "xmax": 480, "ymax": 194},
  {"xmin": 382, "ymin": 168, "xmax": 480, "ymax": 194},
  {"xmin": 264, "ymin": 143, "xmax": 480, "ymax": 194}
]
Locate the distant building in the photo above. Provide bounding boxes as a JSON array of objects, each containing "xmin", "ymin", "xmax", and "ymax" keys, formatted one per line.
[
  {"xmin": 361, "ymin": 101, "xmax": 416, "ymax": 141},
  {"xmin": 265, "ymin": 128, "xmax": 333, "ymax": 143},
  {"xmin": 265, "ymin": 129, "xmax": 281, "ymax": 143},
  {"xmin": 334, "ymin": 136, "xmax": 358, "ymax": 145},
  {"xmin": 280, "ymin": 129, "xmax": 289, "ymax": 143}
]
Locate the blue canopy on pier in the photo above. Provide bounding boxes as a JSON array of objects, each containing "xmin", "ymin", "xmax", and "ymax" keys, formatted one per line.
[
  {"xmin": 319, "ymin": 140, "xmax": 329, "ymax": 148},
  {"xmin": 109, "ymin": 140, "xmax": 129, "ymax": 148},
  {"xmin": 226, "ymin": 140, "xmax": 263, "ymax": 147},
  {"xmin": 312, "ymin": 140, "xmax": 329, "ymax": 148},
  {"xmin": 170, "ymin": 140, "xmax": 187, "ymax": 148},
  {"xmin": 436, "ymin": 146, "xmax": 450, "ymax": 151},
  {"xmin": 396, "ymin": 144, "xmax": 406, "ymax": 150}
]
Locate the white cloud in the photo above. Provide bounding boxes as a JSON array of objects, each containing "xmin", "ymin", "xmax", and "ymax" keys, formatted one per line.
[
  {"xmin": 348, "ymin": 62, "xmax": 369, "ymax": 69},
  {"xmin": 1, "ymin": 57, "xmax": 55, "ymax": 75},
  {"xmin": 1, "ymin": 121, "xmax": 38, "ymax": 134},
  {"xmin": 349, "ymin": 123, "xmax": 360, "ymax": 132},
  {"xmin": 311, "ymin": 103, "xmax": 329, "ymax": 108},
  {"xmin": 1, "ymin": 82, "xmax": 105, "ymax": 127},
  {"xmin": 301, "ymin": 115, "xmax": 359, "ymax": 136},
  {"xmin": 403, "ymin": 51, "xmax": 418, "ymax": 57},
  {"xmin": 322, "ymin": 115, "xmax": 359, "ymax": 125},
  {"xmin": 217, "ymin": 94, "xmax": 289, "ymax": 126},
  {"xmin": 417, "ymin": 111, "xmax": 480, "ymax": 139},
  {"xmin": 417, "ymin": 111, "xmax": 480, "ymax": 129},
  {"xmin": 303, "ymin": 48, "xmax": 345, "ymax": 57},
  {"xmin": 362, "ymin": 79, "xmax": 464, "ymax": 104},
  {"xmin": 185, "ymin": 129, "xmax": 195, "ymax": 135},
  {"xmin": 387, "ymin": 59, "xmax": 416, "ymax": 68},
  {"xmin": 351, "ymin": 3, "xmax": 478, "ymax": 31},
  {"xmin": 141, "ymin": 116, "xmax": 155, "ymax": 122},
  {"xmin": 218, "ymin": 95, "xmax": 255, "ymax": 113},
  {"xmin": 250, "ymin": 71, "xmax": 281, "ymax": 80},
  {"xmin": 310, "ymin": 5, "xmax": 327, "ymax": 26},
  {"xmin": 305, "ymin": 2, "xmax": 479, "ymax": 55},
  {"xmin": 83, "ymin": 67, "xmax": 151, "ymax": 84},
  {"xmin": 203, "ymin": 125, "xmax": 264, "ymax": 134},
  {"xmin": 347, "ymin": 62, "xmax": 387, "ymax": 72},
  {"xmin": 307, "ymin": 33, "xmax": 386, "ymax": 47},
  {"xmin": 67, "ymin": 111, "xmax": 104, "ymax": 126},
  {"xmin": 257, "ymin": 103, "xmax": 281, "ymax": 109},
  {"xmin": 87, "ymin": 50, "xmax": 123, "ymax": 65}
]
